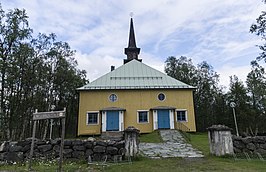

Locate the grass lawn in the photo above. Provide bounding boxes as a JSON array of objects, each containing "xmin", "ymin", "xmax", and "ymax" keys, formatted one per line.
[
  {"xmin": 139, "ymin": 130, "xmax": 163, "ymax": 143},
  {"xmin": 189, "ymin": 132, "xmax": 210, "ymax": 155},
  {"xmin": 1, "ymin": 132, "xmax": 266, "ymax": 171}
]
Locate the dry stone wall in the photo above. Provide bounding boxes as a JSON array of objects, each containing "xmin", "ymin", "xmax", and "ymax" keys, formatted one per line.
[
  {"xmin": 233, "ymin": 136, "xmax": 266, "ymax": 154},
  {"xmin": 0, "ymin": 138, "xmax": 125, "ymax": 163}
]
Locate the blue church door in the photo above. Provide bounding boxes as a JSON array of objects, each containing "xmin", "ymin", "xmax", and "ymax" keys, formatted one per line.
[
  {"xmin": 106, "ymin": 111, "xmax": 119, "ymax": 131},
  {"xmin": 157, "ymin": 110, "xmax": 170, "ymax": 129}
]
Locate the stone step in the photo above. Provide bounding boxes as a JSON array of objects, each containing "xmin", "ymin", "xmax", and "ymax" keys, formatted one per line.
[
  {"xmin": 101, "ymin": 131, "xmax": 124, "ymax": 140},
  {"xmin": 139, "ymin": 130, "xmax": 204, "ymax": 158}
]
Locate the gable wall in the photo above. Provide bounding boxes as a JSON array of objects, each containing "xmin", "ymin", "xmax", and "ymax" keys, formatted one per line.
[{"xmin": 78, "ymin": 89, "xmax": 196, "ymax": 135}]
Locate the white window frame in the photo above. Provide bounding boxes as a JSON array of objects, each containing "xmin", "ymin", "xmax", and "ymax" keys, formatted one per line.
[
  {"xmin": 176, "ymin": 109, "xmax": 188, "ymax": 122},
  {"xmin": 137, "ymin": 110, "xmax": 149, "ymax": 124},
  {"xmin": 86, "ymin": 111, "xmax": 99, "ymax": 125}
]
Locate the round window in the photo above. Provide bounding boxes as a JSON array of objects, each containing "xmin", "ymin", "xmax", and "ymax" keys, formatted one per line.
[
  {"xmin": 109, "ymin": 94, "xmax": 118, "ymax": 102},
  {"xmin": 158, "ymin": 93, "xmax": 165, "ymax": 101}
]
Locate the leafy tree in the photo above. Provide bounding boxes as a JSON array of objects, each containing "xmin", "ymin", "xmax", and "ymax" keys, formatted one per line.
[
  {"xmin": 212, "ymin": 91, "xmax": 232, "ymax": 129},
  {"xmin": 227, "ymin": 75, "xmax": 252, "ymax": 135},
  {"xmin": 163, "ymin": 0, "xmax": 266, "ymax": 134},
  {"xmin": 165, "ymin": 56, "xmax": 223, "ymax": 131},
  {"xmin": 246, "ymin": 61, "xmax": 266, "ymax": 133},
  {"xmin": 165, "ymin": 56, "xmax": 197, "ymax": 85},
  {"xmin": 250, "ymin": 1, "xmax": 266, "ymax": 62},
  {"xmin": 0, "ymin": 5, "xmax": 87, "ymax": 140},
  {"xmin": 249, "ymin": 0, "xmax": 266, "ymax": 134},
  {"xmin": 0, "ymin": 6, "xmax": 32, "ymax": 139},
  {"xmin": 194, "ymin": 61, "xmax": 221, "ymax": 131}
]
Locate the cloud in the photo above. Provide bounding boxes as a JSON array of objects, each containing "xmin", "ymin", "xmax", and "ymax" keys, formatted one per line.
[
  {"xmin": 75, "ymin": 51, "xmax": 123, "ymax": 82},
  {"xmin": 218, "ymin": 60, "xmax": 266, "ymax": 90},
  {"xmin": 217, "ymin": 64, "xmax": 251, "ymax": 90},
  {"xmin": 1, "ymin": 0, "xmax": 265, "ymax": 88}
]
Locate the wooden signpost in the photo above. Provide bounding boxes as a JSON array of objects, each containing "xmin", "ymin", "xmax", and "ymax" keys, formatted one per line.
[
  {"xmin": 33, "ymin": 111, "xmax": 65, "ymax": 120},
  {"xmin": 29, "ymin": 108, "xmax": 66, "ymax": 172}
]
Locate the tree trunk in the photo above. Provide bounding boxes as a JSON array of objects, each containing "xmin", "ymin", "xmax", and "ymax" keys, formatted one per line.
[
  {"xmin": 19, "ymin": 118, "xmax": 27, "ymax": 140},
  {"xmin": 42, "ymin": 120, "xmax": 49, "ymax": 140}
]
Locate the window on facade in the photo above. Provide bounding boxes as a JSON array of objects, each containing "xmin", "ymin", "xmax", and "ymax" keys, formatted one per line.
[
  {"xmin": 158, "ymin": 93, "xmax": 165, "ymax": 101},
  {"xmin": 138, "ymin": 111, "xmax": 148, "ymax": 123},
  {"xmin": 87, "ymin": 112, "xmax": 98, "ymax": 125},
  {"xmin": 176, "ymin": 110, "xmax": 187, "ymax": 122},
  {"xmin": 109, "ymin": 94, "xmax": 118, "ymax": 102}
]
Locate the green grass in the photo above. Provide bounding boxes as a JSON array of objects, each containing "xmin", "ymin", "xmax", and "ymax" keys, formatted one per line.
[
  {"xmin": 1, "ymin": 132, "xmax": 266, "ymax": 171},
  {"xmin": 3, "ymin": 156, "xmax": 265, "ymax": 172},
  {"xmin": 0, "ymin": 161, "xmax": 93, "ymax": 172},
  {"xmin": 106, "ymin": 132, "xmax": 266, "ymax": 172},
  {"xmin": 105, "ymin": 156, "xmax": 266, "ymax": 172},
  {"xmin": 190, "ymin": 132, "xmax": 210, "ymax": 155},
  {"xmin": 139, "ymin": 130, "xmax": 163, "ymax": 143}
]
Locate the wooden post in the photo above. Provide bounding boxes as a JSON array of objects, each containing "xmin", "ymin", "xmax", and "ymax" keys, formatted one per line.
[
  {"xmin": 58, "ymin": 107, "xmax": 66, "ymax": 172},
  {"xmin": 49, "ymin": 119, "xmax": 53, "ymax": 139},
  {"xmin": 29, "ymin": 109, "xmax": 38, "ymax": 171}
]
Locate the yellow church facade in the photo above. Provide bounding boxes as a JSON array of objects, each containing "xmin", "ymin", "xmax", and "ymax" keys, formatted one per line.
[
  {"xmin": 78, "ymin": 88, "xmax": 196, "ymax": 135},
  {"xmin": 77, "ymin": 18, "xmax": 196, "ymax": 135}
]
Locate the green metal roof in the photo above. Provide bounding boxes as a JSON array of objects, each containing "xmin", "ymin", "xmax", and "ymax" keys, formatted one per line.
[{"xmin": 78, "ymin": 60, "xmax": 195, "ymax": 90}]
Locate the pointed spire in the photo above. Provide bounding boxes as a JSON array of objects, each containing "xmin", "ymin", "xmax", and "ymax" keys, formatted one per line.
[
  {"xmin": 128, "ymin": 18, "xmax": 137, "ymax": 48},
  {"xmin": 124, "ymin": 17, "xmax": 141, "ymax": 64}
]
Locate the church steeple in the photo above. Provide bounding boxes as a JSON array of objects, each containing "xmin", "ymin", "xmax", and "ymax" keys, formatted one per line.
[{"xmin": 124, "ymin": 18, "xmax": 141, "ymax": 64}]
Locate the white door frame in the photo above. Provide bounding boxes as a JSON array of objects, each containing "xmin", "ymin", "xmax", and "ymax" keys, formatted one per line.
[
  {"xmin": 153, "ymin": 109, "xmax": 174, "ymax": 130},
  {"xmin": 102, "ymin": 110, "xmax": 124, "ymax": 132}
]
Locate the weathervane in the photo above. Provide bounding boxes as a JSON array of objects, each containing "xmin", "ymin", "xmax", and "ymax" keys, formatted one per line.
[{"xmin": 130, "ymin": 12, "xmax": 134, "ymax": 18}]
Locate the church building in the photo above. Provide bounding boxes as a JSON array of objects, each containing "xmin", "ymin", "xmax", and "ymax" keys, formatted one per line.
[{"xmin": 77, "ymin": 18, "xmax": 196, "ymax": 135}]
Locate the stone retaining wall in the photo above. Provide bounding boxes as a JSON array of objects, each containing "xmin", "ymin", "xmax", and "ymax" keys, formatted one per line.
[
  {"xmin": 0, "ymin": 138, "xmax": 125, "ymax": 163},
  {"xmin": 233, "ymin": 136, "xmax": 266, "ymax": 154}
]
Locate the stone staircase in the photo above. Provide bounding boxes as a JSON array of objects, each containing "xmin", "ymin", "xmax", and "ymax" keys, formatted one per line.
[
  {"xmin": 101, "ymin": 131, "xmax": 124, "ymax": 140},
  {"xmin": 139, "ymin": 130, "xmax": 204, "ymax": 158}
]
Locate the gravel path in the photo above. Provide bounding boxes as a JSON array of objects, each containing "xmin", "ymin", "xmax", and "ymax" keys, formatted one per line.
[{"xmin": 139, "ymin": 130, "xmax": 204, "ymax": 158}]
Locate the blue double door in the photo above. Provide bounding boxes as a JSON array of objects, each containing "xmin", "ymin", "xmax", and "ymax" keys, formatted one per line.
[
  {"xmin": 106, "ymin": 111, "xmax": 119, "ymax": 131},
  {"xmin": 157, "ymin": 110, "xmax": 170, "ymax": 129}
]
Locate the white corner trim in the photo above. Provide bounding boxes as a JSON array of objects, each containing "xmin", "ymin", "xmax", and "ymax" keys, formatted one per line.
[
  {"xmin": 169, "ymin": 110, "xmax": 174, "ymax": 129},
  {"xmin": 153, "ymin": 110, "xmax": 158, "ymax": 130},
  {"xmin": 102, "ymin": 111, "xmax": 106, "ymax": 132},
  {"xmin": 119, "ymin": 111, "xmax": 124, "ymax": 131}
]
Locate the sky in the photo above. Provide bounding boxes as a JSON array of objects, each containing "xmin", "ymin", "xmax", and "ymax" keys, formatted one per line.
[{"xmin": 1, "ymin": 0, "xmax": 265, "ymax": 90}]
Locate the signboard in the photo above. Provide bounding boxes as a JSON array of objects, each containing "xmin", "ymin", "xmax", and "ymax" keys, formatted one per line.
[
  {"xmin": 29, "ymin": 108, "xmax": 66, "ymax": 171},
  {"xmin": 33, "ymin": 110, "xmax": 65, "ymax": 120}
]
